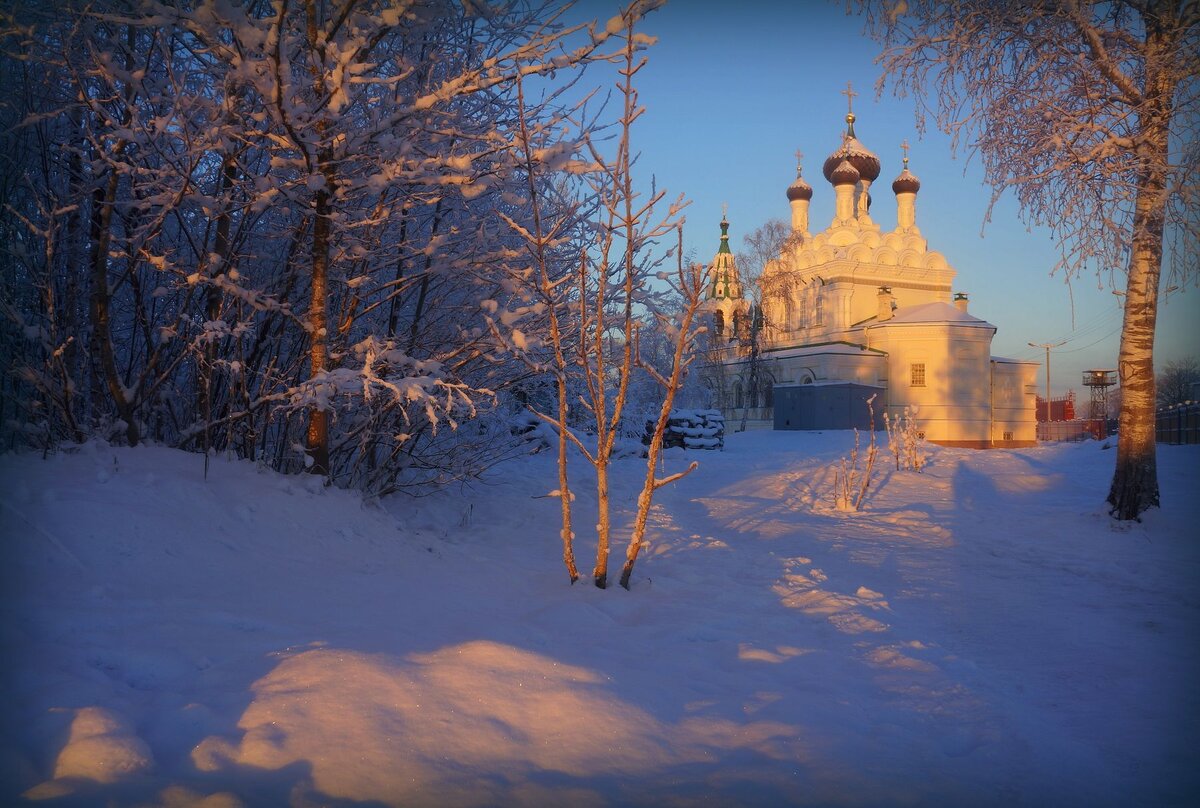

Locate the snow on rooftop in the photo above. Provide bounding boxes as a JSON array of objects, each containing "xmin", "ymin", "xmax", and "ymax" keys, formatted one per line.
[
  {"xmin": 877, "ymin": 301, "xmax": 995, "ymax": 326},
  {"xmin": 765, "ymin": 341, "xmax": 886, "ymax": 359}
]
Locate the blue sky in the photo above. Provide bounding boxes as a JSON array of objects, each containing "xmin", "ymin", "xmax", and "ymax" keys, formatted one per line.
[{"xmin": 566, "ymin": 0, "xmax": 1198, "ymax": 398}]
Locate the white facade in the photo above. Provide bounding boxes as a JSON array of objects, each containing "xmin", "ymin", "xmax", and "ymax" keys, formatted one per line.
[{"xmin": 707, "ymin": 112, "xmax": 1038, "ymax": 447}]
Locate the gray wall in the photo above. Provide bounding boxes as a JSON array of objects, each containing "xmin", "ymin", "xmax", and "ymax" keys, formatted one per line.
[{"xmin": 773, "ymin": 384, "xmax": 884, "ymax": 431}]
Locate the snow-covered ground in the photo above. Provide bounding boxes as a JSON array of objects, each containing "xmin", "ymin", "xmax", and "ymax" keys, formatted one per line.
[{"xmin": 2, "ymin": 432, "xmax": 1197, "ymax": 807}]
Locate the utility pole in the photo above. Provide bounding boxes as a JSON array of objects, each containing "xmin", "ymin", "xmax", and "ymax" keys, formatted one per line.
[{"xmin": 1028, "ymin": 340, "xmax": 1067, "ymax": 421}]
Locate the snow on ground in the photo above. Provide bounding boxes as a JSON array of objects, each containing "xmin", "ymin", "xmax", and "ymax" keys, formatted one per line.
[{"xmin": 1, "ymin": 432, "xmax": 1198, "ymax": 806}]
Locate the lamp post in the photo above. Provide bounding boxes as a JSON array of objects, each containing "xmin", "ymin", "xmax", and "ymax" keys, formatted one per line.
[{"xmin": 1029, "ymin": 340, "xmax": 1068, "ymax": 421}]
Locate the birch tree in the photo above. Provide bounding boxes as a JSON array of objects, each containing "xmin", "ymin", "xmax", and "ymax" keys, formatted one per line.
[{"xmin": 858, "ymin": 0, "xmax": 1199, "ymax": 519}]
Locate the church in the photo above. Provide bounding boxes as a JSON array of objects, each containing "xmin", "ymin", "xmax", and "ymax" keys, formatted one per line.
[{"xmin": 702, "ymin": 103, "xmax": 1038, "ymax": 448}]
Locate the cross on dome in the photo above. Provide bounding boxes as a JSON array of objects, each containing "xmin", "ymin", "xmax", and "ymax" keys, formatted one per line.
[
  {"xmin": 892, "ymin": 139, "xmax": 921, "ymax": 194},
  {"xmin": 822, "ymin": 82, "xmax": 880, "ymax": 184},
  {"xmin": 787, "ymin": 149, "xmax": 813, "ymax": 201},
  {"xmin": 841, "ymin": 81, "xmax": 857, "ymax": 115}
]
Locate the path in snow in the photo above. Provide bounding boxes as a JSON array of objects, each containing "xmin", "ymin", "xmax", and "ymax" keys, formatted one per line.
[{"xmin": 1, "ymin": 434, "xmax": 1197, "ymax": 806}]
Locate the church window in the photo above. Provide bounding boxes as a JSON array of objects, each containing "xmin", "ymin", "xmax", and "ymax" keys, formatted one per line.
[
  {"xmin": 910, "ymin": 363, "xmax": 926, "ymax": 387},
  {"xmin": 734, "ymin": 383, "xmax": 743, "ymax": 409},
  {"xmin": 714, "ymin": 310, "xmax": 725, "ymax": 340}
]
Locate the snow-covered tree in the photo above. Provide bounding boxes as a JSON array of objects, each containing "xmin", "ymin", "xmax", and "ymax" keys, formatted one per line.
[
  {"xmin": 0, "ymin": 0, "xmax": 626, "ymax": 495},
  {"xmin": 858, "ymin": 0, "xmax": 1199, "ymax": 519}
]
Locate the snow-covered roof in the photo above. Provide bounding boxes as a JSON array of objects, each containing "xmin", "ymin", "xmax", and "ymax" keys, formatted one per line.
[
  {"xmin": 872, "ymin": 301, "xmax": 994, "ymax": 328},
  {"xmin": 774, "ymin": 379, "xmax": 884, "ymax": 388},
  {"xmin": 764, "ymin": 341, "xmax": 886, "ymax": 359}
]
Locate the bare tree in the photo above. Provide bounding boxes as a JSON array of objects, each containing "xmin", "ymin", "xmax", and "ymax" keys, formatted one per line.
[
  {"xmin": 1157, "ymin": 357, "xmax": 1200, "ymax": 407},
  {"xmin": 858, "ymin": 0, "xmax": 1199, "ymax": 519},
  {"xmin": 733, "ymin": 218, "xmax": 794, "ymax": 431},
  {"xmin": 619, "ymin": 242, "xmax": 705, "ymax": 589},
  {"xmin": 575, "ymin": 0, "xmax": 688, "ymax": 588}
]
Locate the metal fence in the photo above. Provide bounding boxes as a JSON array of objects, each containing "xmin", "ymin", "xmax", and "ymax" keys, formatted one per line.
[
  {"xmin": 1036, "ymin": 420, "xmax": 1109, "ymax": 442},
  {"xmin": 1157, "ymin": 402, "xmax": 1200, "ymax": 445},
  {"xmin": 1036, "ymin": 405, "xmax": 1200, "ymax": 445}
]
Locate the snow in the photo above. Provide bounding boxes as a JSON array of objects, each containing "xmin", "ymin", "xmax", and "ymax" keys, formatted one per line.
[
  {"xmin": 2, "ymin": 434, "xmax": 1198, "ymax": 806},
  {"xmin": 882, "ymin": 301, "xmax": 994, "ymax": 326}
]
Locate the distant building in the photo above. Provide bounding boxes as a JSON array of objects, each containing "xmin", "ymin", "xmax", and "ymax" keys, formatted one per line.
[{"xmin": 702, "ymin": 106, "xmax": 1038, "ymax": 448}]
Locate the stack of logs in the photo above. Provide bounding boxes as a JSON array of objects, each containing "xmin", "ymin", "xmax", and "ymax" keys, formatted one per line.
[{"xmin": 645, "ymin": 409, "xmax": 724, "ymax": 450}]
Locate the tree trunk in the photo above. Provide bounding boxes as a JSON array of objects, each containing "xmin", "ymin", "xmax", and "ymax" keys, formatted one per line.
[
  {"xmin": 593, "ymin": 461, "xmax": 610, "ymax": 588},
  {"xmin": 555, "ymin": 372, "xmax": 579, "ymax": 584},
  {"xmin": 738, "ymin": 309, "xmax": 761, "ymax": 432},
  {"xmin": 89, "ymin": 167, "xmax": 139, "ymax": 446},
  {"xmin": 305, "ymin": 179, "xmax": 331, "ymax": 475},
  {"xmin": 1107, "ymin": 12, "xmax": 1173, "ymax": 520}
]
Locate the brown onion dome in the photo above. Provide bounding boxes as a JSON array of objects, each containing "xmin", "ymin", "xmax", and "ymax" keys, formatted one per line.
[
  {"xmin": 786, "ymin": 170, "xmax": 813, "ymax": 202},
  {"xmin": 829, "ymin": 158, "xmax": 860, "ymax": 187},
  {"xmin": 892, "ymin": 167, "xmax": 921, "ymax": 194},
  {"xmin": 822, "ymin": 113, "xmax": 881, "ymax": 184}
]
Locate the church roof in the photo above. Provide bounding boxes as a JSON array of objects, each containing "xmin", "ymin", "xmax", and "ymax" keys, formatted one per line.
[
  {"xmin": 875, "ymin": 301, "xmax": 994, "ymax": 327},
  {"xmin": 716, "ymin": 215, "xmax": 732, "ymax": 255},
  {"xmin": 706, "ymin": 215, "xmax": 741, "ymax": 300},
  {"xmin": 829, "ymin": 158, "xmax": 860, "ymax": 186},
  {"xmin": 786, "ymin": 168, "xmax": 813, "ymax": 201},
  {"xmin": 892, "ymin": 167, "xmax": 921, "ymax": 194},
  {"xmin": 822, "ymin": 113, "xmax": 881, "ymax": 183}
]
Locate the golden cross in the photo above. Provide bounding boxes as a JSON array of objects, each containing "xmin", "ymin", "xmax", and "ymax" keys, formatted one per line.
[
  {"xmin": 841, "ymin": 81, "xmax": 857, "ymax": 114},
  {"xmin": 901, "ymin": 139, "xmax": 910, "ymax": 167},
  {"xmin": 794, "ymin": 148, "xmax": 804, "ymax": 172},
  {"xmin": 721, "ymin": 201, "xmax": 728, "ymax": 219}
]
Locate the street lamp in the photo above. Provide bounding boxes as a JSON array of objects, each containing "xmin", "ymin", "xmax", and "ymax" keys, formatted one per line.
[{"xmin": 1029, "ymin": 340, "xmax": 1068, "ymax": 421}]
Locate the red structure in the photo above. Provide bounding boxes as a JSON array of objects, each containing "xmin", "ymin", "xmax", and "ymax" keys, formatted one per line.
[{"xmin": 1035, "ymin": 391, "xmax": 1076, "ymax": 422}]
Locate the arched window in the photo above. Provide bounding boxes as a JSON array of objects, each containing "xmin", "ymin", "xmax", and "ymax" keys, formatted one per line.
[
  {"xmin": 713, "ymin": 310, "xmax": 725, "ymax": 340},
  {"xmin": 734, "ymin": 382, "xmax": 743, "ymax": 409}
]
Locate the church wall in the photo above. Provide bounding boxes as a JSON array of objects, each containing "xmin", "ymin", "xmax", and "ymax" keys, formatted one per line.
[
  {"xmin": 871, "ymin": 324, "xmax": 994, "ymax": 445},
  {"xmin": 990, "ymin": 360, "xmax": 1039, "ymax": 447}
]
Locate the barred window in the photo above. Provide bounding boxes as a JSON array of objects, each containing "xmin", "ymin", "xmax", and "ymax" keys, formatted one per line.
[{"xmin": 910, "ymin": 363, "xmax": 926, "ymax": 387}]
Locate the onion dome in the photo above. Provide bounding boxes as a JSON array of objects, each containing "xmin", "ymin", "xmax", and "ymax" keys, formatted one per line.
[
  {"xmin": 892, "ymin": 151, "xmax": 921, "ymax": 194},
  {"xmin": 822, "ymin": 112, "xmax": 881, "ymax": 184},
  {"xmin": 786, "ymin": 166, "xmax": 812, "ymax": 202},
  {"xmin": 892, "ymin": 169, "xmax": 920, "ymax": 194},
  {"xmin": 829, "ymin": 158, "xmax": 860, "ymax": 187}
]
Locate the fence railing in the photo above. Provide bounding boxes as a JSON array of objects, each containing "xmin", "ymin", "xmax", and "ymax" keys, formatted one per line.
[
  {"xmin": 1036, "ymin": 420, "xmax": 1109, "ymax": 442},
  {"xmin": 1035, "ymin": 405, "xmax": 1200, "ymax": 445},
  {"xmin": 1157, "ymin": 402, "xmax": 1200, "ymax": 445}
]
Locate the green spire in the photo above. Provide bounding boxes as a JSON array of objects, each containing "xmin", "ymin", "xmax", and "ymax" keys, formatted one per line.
[{"xmin": 717, "ymin": 215, "xmax": 731, "ymax": 255}]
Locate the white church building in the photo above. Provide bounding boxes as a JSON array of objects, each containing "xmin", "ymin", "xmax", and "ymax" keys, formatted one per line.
[{"xmin": 703, "ymin": 107, "xmax": 1038, "ymax": 448}]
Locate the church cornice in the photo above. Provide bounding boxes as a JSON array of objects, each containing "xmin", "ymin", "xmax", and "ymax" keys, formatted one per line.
[{"xmin": 761, "ymin": 339, "xmax": 888, "ymax": 356}]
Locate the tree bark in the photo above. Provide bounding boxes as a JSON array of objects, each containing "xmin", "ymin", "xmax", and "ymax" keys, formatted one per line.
[
  {"xmin": 1107, "ymin": 7, "xmax": 1174, "ymax": 520},
  {"xmin": 305, "ymin": 177, "xmax": 331, "ymax": 475},
  {"xmin": 89, "ymin": 167, "xmax": 139, "ymax": 446}
]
